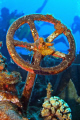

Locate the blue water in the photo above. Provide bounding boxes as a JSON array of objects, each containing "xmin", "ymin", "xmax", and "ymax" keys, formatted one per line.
[{"xmin": 0, "ymin": 0, "xmax": 80, "ymax": 55}]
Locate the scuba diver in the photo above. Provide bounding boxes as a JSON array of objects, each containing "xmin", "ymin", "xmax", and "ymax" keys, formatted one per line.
[
  {"xmin": 71, "ymin": 16, "xmax": 80, "ymax": 34},
  {"xmin": 36, "ymin": 0, "xmax": 48, "ymax": 13},
  {"xmin": 0, "ymin": 7, "xmax": 24, "ymax": 62},
  {"xmin": 0, "ymin": 0, "xmax": 48, "ymax": 61},
  {"xmin": 15, "ymin": 0, "xmax": 48, "ymax": 41}
]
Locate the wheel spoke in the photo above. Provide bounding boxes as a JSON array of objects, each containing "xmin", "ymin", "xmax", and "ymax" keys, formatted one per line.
[
  {"xmin": 6, "ymin": 14, "xmax": 75, "ymax": 75},
  {"xmin": 14, "ymin": 40, "xmax": 34, "ymax": 51},
  {"xmin": 52, "ymin": 51, "xmax": 66, "ymax": 59},
  {"xmin": 46, "ymin": 27, "xmax": 65, "ymax": 42},
  {"xmin": 31, "ymin": 51, "xmax": 42, "ymax": 67},
  {"xmin": 28, "ymin": 20, "xmax": 39, "ymax": 42}
]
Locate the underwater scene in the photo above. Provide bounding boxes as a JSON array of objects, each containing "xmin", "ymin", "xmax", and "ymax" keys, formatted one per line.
[{"xmin": 0, "ymin": 0, "xmax": 80, "ymax": 119}]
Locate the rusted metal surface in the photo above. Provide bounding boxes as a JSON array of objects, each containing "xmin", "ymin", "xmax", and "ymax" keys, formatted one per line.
[
  {"xmin": 6, "ymin": 14, "xmax": 75, "ymax": 75},
  {"xmin": 21, "ymin": 51, "xmax": 42, "ymax": 109},
  {"xmin": 6, "ymin": 14, "xmax": 75, "ymax": 111}
]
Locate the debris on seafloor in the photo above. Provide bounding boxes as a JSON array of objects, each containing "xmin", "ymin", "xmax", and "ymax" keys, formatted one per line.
[
  {"xmin": 59, "ymin": 79, "xmax": 80, "ymax": 120},
  {"xmin": 59, "ymin": 79, "xmax": 80, "ymax": 102}
]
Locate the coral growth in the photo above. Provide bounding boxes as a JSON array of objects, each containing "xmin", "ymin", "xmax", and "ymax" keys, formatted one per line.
[
  {"xmin": 0, "ymin": 91, "xmax": 22, "ymax": 108},
  {"xmin": 41, "ymin": 96, "xmax": 72, "ymax": 120},
  {"xmin": 0, "ymin": 52, "xmax": 6, "ymax": 71},
  {"xmin": 0, "ymin": 102, "xmax": 28, "ymax": 120},
  {"xmin": 41, "ymin": 83, "xmax": 72, "ymax": 120},
  {"xmin": 0, "ymin": 49, "xmax": 28, "ymax": 119},
  {"xmin": 0, "ymin": 52, "xmax": 21, "ymax": 93}
]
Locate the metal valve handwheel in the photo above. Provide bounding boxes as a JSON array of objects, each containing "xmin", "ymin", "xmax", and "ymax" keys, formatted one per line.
[{"xmin": 6, "ymin": 14, "xmax": 75, "ymax": 75}]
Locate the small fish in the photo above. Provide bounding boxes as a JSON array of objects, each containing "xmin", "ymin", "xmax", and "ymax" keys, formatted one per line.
[
  {"xmin": 10, "ymin": 58, "xmax": 14, "ymax": 64},
  {"xmin": 68, "ymin": 49, "xmax": 72, "ymax": 52},
  {"xmin": 0, "ymin": 41, "xmax": 2, "ymax": 47}
]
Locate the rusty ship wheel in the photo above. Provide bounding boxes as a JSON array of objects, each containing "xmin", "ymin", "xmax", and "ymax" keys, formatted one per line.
[{"xmin": 6, "ymin": 14, "xmax": 75, "ymax": 75}]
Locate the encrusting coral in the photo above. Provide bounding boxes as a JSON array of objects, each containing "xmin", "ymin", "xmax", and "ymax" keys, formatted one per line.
[
  {"xmin": 0, "ymin": 91, "xmax": 22, "ymax": 108},
  {"xmin": 0, "ymin": 51, "xmax": 6, "ymax": 71},
  {"xmin": 41, "ymin": 83, "xmax": 72, "ymax": 120},
  {"xmin": 0, "ymin": 44, "xmax": 28, "ymax": 120},
  {"xmin": 0, "ymin": 51, "xmax": 22, "ymax": 93},
  {"xmin": 0, "ymin": 102, "xmax": 28, "ymax": 120}
]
